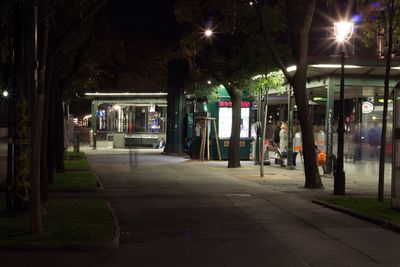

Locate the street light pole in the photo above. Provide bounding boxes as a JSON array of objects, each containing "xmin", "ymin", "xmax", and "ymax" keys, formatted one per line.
[
  {"xmin": 333, "ymin": 21, "xmax": 353, "ymax": 195},
  {"xmin": 335, "ymin": 49, "xmax": 346, "ymax": 195}
]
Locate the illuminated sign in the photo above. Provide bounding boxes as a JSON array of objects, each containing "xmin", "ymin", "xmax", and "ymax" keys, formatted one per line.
[
  {"xmin": 362, "ymin": 101, "xmax": 374, "ymax": 114},
  {"xmin": 218, "ymin": 100, "xmax": 251, "ymax": 108},
  {"xmin": 377, "ymin": 98, "xmax": 393, "ymax": 104},
  {"xmin": 312, "ymin": 96, "xmax": 327, "ymax": 102},
  {"xmin": 218, "ymin": 108, "xmax": 250, "ymax": 138}
]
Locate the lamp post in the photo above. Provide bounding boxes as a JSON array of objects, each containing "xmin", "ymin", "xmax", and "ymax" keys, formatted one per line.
[{"xmin": 333, "ymin": 21, "xmax": 353, "ymax": 195}]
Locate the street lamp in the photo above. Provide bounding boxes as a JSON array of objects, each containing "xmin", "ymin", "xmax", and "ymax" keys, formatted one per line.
[
  {"xmin": 204, "ymin": 29, "xmax": 213, "ymax": 38},
  {"xmin": 2, "ymin": 90, "xmax": 8, "ymax": 98},
  {"xmin": 193, "ymin": 28, "xmax": 214, "ymax": 91},
  {"xmin": 333, "ymin": 21, "xmax": 353, "ymax": 195}
]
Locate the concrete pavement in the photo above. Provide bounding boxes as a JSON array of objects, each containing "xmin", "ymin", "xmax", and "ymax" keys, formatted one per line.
[{"xmin": 0, "ymin": 147, "xmax": 399, "ymax": 266}]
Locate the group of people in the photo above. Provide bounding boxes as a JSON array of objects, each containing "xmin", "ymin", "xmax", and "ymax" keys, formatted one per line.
[{"xmin": 273, "ymin": 121, "xmax": 300, "ymax": 167}]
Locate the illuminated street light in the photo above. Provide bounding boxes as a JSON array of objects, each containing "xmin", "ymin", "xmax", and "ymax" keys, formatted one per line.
[
  {"xmin": 207, "ymin": 80, "xmax": 212, "ymax": 85},
  {"xmin": 333, "ymin": 21, "xmax": 353, "ymax": 195},
  {"xmin": 334, "ymin": 22, "xmax": 354, "ymax": 43},
  {"xmin": 2, "ymin": 90, "xmax": 8, "ymax": 97},
  {"xmin": 204, "ymin": 29, "xmax": 213, "ymax": 38}
]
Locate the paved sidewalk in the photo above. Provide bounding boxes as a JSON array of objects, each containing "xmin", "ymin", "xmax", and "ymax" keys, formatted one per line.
[
  {"xmin": 0, "ymin": 147, "xmax": 398, "ymax": 266},
  {"xmin": 89, "ymin": 148, "xmax": 399, "ymax": 266},
  {"xmin": 189, "ymin": 157, "xmax": 392, "ymax": 197}
]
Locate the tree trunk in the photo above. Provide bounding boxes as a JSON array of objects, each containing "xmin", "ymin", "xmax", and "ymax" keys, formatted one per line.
[
  {"xmin": 226, "ymin": 86, "xmax": 243, "ymax": 168},
  {"xmin": 55, "ymin": 88, "xmax": 65, "ymax": 173},
  {"xmin": 378, "ymin": 0, "xmax": 395, "ymax": 201},
  {"xmin": 40, "ymin": 17, "xmax": 50, "ymax": 202},
  {"xmin": 260, "ymin": 95, "xmax": 268, "ymax": 177},
  {"xmin": 13, "ymin": 1, "xmax": 34, "ymax": 211},
  {"xmin": 47, "ymin": 79, "xmax": 56, "ymax": 183},
  {"xmin": 30, "ymin": 4, "xmax": 43, "ymax": 235},
  {"xmin": 293, "ymin": 69, "xmax": 322, "ymax": 188}
]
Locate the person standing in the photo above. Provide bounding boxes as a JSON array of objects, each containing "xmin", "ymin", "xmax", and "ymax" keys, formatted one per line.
[
  {"xmin": 279, "ymin": 122, "xmax": 288, "ymax": 152},
  {"xmin": 292, "ymin": 126, "xmax": 302, "ymax": 166},
  {"xmin": 278, "ymin": 122, "xmax": 288, "ymax": 166}
]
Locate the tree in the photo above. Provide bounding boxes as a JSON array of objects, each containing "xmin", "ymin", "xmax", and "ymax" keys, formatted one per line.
[
  {"xmin": 175, "ymin": 0, "xmax": 276, "ymax": 168},
  {"xmin": 359, "ymin": 0, "xmax": 400, "ymax": 201},
  {"xmin": 253, "ymin": 0, "xmax": 323, "ymax": 188},
  {"xmin": 247, "ymin": 71, "xmax": 285, "ymax": 177}
]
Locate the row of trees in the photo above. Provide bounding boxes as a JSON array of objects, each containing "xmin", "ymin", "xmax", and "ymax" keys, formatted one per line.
[
  {"xmin": 175, "ymin": 0, "xmax": 400, "ymax": 196},
  {"xmin": 2, "ymin": 0, "xmax": 109, "ymax": 235}
]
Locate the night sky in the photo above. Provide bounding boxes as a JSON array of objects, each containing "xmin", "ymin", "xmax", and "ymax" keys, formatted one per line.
[
  {"xmin": 70, "ymin": 0, "xmax": 180, "ymax": 116},
  {"xmin": 106, "ymin": 0, "xmax": 180, "ymax": 46}
]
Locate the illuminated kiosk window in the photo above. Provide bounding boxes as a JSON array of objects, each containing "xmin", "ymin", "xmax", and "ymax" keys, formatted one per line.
[{"xmin": 218, "ymin": 108, "xmax": 250, "ymax": 138}]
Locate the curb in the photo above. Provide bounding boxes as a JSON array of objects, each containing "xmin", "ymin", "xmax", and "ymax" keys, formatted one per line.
[
  {"xmin": 87, "ymin": 156, "xmax": 104, "ymax": 190},
  {"xmin": 107, "ymin": 201, "xmax": 120, "ymax": 249},
  {"xmin": 0, "ymin": 201, "xmax": 120, "ymax": 251},
  {"xmin": 312, "ymin": 199, "xmax": 400, "ymax": 233},
  {"xmin": 95, "ymin": 172, "xmax": 104, "ymax": 190},
  {"xmin": 49, "ymin": 164, "xmax": 104, "ymax": 193}
]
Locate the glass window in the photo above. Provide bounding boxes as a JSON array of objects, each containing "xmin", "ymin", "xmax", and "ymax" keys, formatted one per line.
[
  {"xmin": 134, "ymin": 107, "xmax": 147, "ymax": 132},
  {"xmin": 147, "ymin": 106, "xmax": 166, "ymax": 133}
]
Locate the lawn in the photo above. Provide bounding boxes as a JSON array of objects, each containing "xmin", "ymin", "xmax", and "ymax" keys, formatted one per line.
[
  {"xmin": 0, "ymin": 199, "xmax": 114, "ymax": 243},
  {"xmin": 66, "ymin": 151, "xmax": 86, "ymax": 160},
  {"xmin": 64, "ymin": 151, "xmax": 90, "ymax": 170},
  {"xmin": 323, "ymin": 197, "xmax": 400, "ymax": 225},
  {"xmin": 53, "ymin": 171, "xmax": 98, "ymax": 190},
  {"xmin": 64, "ymin": 159, "xmax": 90, "ymax": 170}
]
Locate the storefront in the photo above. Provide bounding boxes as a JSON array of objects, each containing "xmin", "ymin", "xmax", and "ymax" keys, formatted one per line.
[{"xmin": 86, "ymin": 92, "xmax": 167, "ymax": 148}]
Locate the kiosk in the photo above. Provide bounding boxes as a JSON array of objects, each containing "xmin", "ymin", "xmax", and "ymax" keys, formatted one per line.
[{"xmin": 189, "ymin": 86, "xmax": 253, "ymax": 160}]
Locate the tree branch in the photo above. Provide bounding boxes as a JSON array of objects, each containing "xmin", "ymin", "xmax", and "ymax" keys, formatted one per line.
[
  {"xmin": 53, "ymin": 0, "xmax": 107, "ymax": 52},
  {"xmin": 254, "ymin": 2, "xmax": 293, "ymax": 86},
  {"xmin": 59, "ymin": 8, "xmax": 102, "ymax": 91}
]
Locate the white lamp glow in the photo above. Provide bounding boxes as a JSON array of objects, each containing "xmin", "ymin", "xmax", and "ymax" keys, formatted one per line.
[
  {"xmin": 204, "ymin": 29, "xmax": 213, "ymax": 37},
  {"xmin": 2, "ymin": 90, "xmax": 8, "ymax": 97},
  {"xmin": 334, "ymin": 22, "xmax": 354, "ymax": 43}
]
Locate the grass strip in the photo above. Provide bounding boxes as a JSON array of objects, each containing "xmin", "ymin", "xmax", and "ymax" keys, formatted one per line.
[
  {"xmin": 53, "ymin": 171, "xmax": 98, "ymax": 190},
  {"xmin": 0, "ymin": 199, "xmax": 114, "ymax": 243},
  {"xmin": 66, "ymin": 151, "xmax": 86, "ymax": 160},
  {"xmin": 64, "ymin": 159, "xmax": 90, "ymax": 170},
  {"xmin": 323, "ymin": 197, "xmax": 400, "ymax": 224}
]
